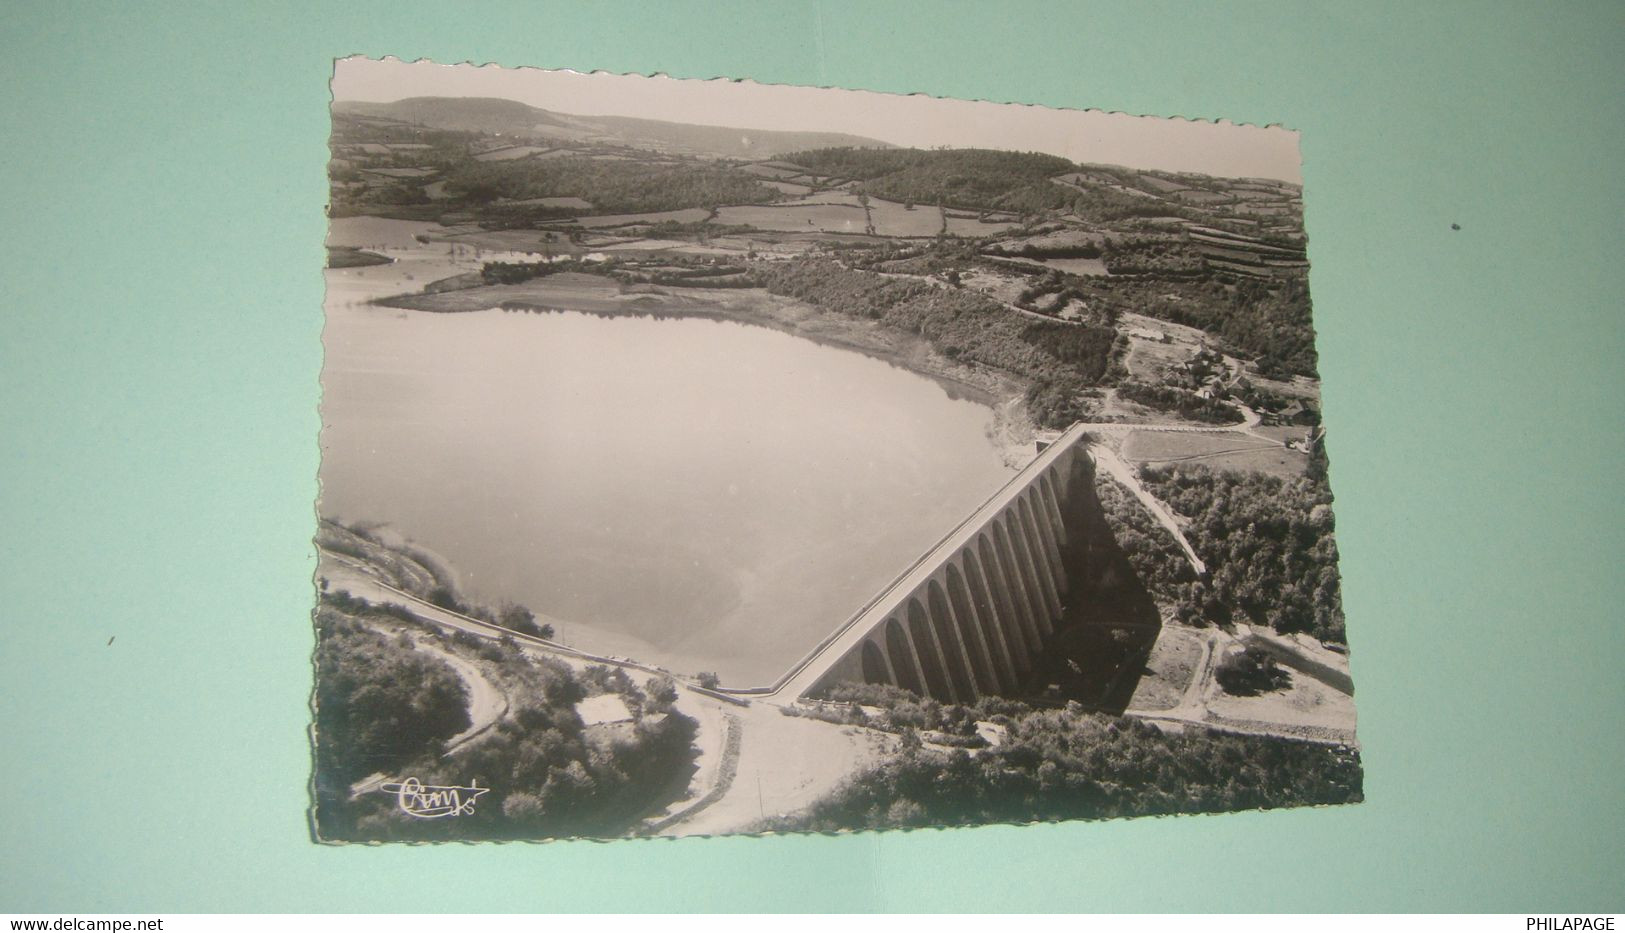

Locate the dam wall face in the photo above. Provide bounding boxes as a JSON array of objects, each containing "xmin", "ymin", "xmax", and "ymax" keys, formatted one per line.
[{"xmin": 788, "ymin": 424, "xmax": 1096, "ymax": 703}]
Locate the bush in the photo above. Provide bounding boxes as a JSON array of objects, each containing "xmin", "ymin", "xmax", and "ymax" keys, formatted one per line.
[
  {"xmin": 1215, "ymin": 646, "xmax": 1292, "ymax": 696},
  {"xmin": 427, "ymin": 586, "xmax": 466, "ymax": 614}
]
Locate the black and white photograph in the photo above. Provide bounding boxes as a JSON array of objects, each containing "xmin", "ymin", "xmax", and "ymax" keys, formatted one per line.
[{"xmin": 313, "ymin": 56, "xmax": 1361, "ymax": 843}]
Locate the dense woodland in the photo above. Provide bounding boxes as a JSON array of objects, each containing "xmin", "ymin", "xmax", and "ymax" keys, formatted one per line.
[
  {"xmin": 1091, "ymin": 474, "xmax": 1198, "ymax": 608},
  {"xmin": 1139, "ymin": 465, "xmax": 1346, "ymax": 642},
  {"xmin": 782, "ymin": 147, "xmax": 1077, "ymax": 215},
  {"xmin": 445, "ymin": 156, "xmax": 783, "ymax": 215},
  {"xmin": 312, "ymin": 595, "xmax": 698, "ymax": 842},
  {"xmin": 1146, "ymin": 278, "xmax": 1319, "ymax": 378},
  {"xmin": 779, "ymin": 147, "xmax": 1208, "ymax": 226},
  {"xmin": 997, "ymin": 267, "xmax": 1319, "ymax": 380},
  {"xmin": 313, "ymin": 607, "xmax": 471, "ymax": 790},
  {"xmin": 770, "ymin": 684, "xmax": 1362, "ymax": 830}
]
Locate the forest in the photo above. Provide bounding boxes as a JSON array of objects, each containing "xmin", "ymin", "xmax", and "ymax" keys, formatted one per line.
[
  {"xmin": 312, "ymin": 594, "xmax": 699, "ymax": 842},
  {"xmin": 313, "ymin": 608, "xmax": 471, "ymax": 791},
  {"xmin": 445, "ymin": 156, "xmax": 784, "ymax": 214},
  {"xmin": 769, "ymin": 684, "xmax": 1362, "ymax": 831},
  {"xmin": 1014, "ymin": 271, "xmax": 1319, "ymax": 380},
  {"xmin": 1143, "ymin": 277, "xmax": 1320, "ymax": 378},
  {"xmin": 778, "ymin": 147, "xmax": 1220, "ymax": 226},
  {"xmin": 1091, "ymin": 473, "xmax": 1198, "ymax": 610},
  {"xmin": 1139, "ymin": 464, "xmax": 1347, "ymax": 642},
  {"xmin": 780, "ymin": 147, "xmax": 1078, "ymax": 215}
]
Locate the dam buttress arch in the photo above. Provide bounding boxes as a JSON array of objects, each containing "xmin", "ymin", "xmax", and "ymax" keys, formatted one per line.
[{"xmin": 759, "ymin": 423, "xmax": 1095, "ymax": 704}]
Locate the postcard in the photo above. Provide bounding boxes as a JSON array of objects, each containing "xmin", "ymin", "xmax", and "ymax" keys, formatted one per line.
[{"xmin": 313, "ymin": 56, "xmax": 1359, "ymax": 842}]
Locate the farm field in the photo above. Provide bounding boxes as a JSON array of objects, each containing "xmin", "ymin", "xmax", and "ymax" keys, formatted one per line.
[
  {"xmin": 573, "ymin": 207, "xmax": 713, "ymax": 228},
  {"xmin": 1118, "ymin": 311, "xmax": 1211, "ymax": 382},
  {"xmin": 1121, "ymin": 430, "xmax": 1275, "ymax": 463},
  {"xmin": 1120, "ymin": 430, "xmax": 1308, "ymax": 478},
  {"xmin": 529, "ymin": 148, "xmax": 587, "ymax": 160},
  {"xmin": 508, "ymin": 195, "xmax": 594, "ymax": 209},
  {"xmin": 762, "ymin": 180, "xmax": 814, "ymax": 196},
  {"xmin": 1138, "ymin": 175, "xmax": 1189, "ymax": 194},
  {"xmin": 999, "ymin": 228, "xmax": 1099, "ymax": 249},
  {"xmin": 1251, "ymin": 424, "xmax": 1314, "ymax": 445},
  {"xmin": 1108, "ymin": 184, "xmax": 1161, "ymax": 200},
  {"xmin": 589, "ymin": 237, "xmax": 698, "ymax": 254},
  {"xmin": 1039, "ymin": 257, "xmax": 1108, "ymax": 276},
  {"xmin": 326, "ymin": 215, "xmax": 447, "ymax": 250},
  {"xmin": 712, "ymin": 202, "xmax": 869, "ymax": 234},
  {"xmin": 714, "ymin": 196, "xmax": 1018, "ymax": 237},
  {"xmin": 475, "ymin": 145, "xmax": 552, "ymax": 161},
  {"xmin": 957, "ymin": 268, "xmax": 1032, "ymax": 305},
  {"xmin": 1245, "ymin": 370, "xmax": 1321, "ymax": 400},
  {"xmin": 1177, "ymin": 445, "xmax": 1306, "ymax": 478},
  {"xmin": 999, "ymin": 256, "xmax": 1108, "ymax": 276},
  {"xmin": 363, "ymin": 167, "xmax": 433, "ymax": 179},
  {"xmin": 439, "ymin": 227, "xmax": 561, "ymax": 253},
  {"xmin": 1207, "ymin": 663, "xmax": 1356, "ymax": 733},
  {"xmin": 740, "ymin": 162, "xmax": 803, "ymax": 179}
]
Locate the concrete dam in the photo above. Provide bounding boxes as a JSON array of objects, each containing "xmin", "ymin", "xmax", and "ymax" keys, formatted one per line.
[{"xmin": 742, "ymin": 422, "xmax": 1097, "ymax": 704}]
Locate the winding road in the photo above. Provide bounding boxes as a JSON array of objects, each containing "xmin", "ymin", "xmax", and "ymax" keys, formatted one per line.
[{"xmin": 320, "ymin": 555, "xmax": 898, "ymax": 836}]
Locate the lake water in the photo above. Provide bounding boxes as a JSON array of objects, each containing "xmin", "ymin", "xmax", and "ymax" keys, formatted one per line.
[{"xmin": 321, "ymin": 217, "xmax": 1017, "ymax": 685}]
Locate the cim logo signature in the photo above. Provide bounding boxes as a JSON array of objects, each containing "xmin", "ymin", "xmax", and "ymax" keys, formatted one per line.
[{"xmin": 379, "ymin": 777, "xmax": 490, "ymax": 819}]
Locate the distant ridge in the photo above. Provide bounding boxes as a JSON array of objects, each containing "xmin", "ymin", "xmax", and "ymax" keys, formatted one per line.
[{"xmin": 332, "ymin": 97, "xmax": 895, "ymax": 160}]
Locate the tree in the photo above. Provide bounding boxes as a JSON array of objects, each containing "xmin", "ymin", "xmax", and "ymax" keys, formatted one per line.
[
  {"xmin": 1215, "ymin": 645, "xmax": 1291, "ymax": 696},
  {"xmin": 314, "ymin": 618, "xmax": 471, "ymax": 784},
  {"xmin": 645, "ymin": 676, "xmax": 679, "ymax": 712},
  {"xmin": 500, "ymin": 602, "xmax": 541, "ymax": 637},
  {"xmin": 427, "ymin": 587, "xmax": 463, "ymax": 614}
]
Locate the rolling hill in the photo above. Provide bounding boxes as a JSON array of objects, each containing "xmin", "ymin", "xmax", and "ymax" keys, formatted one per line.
[{"xmin": 332, "ymin": 97, "xmax": 895, "ymax": 159}]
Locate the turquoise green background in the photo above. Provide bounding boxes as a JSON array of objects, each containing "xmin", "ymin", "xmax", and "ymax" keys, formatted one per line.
[{"xmin": 3, "ymin": 0, "xmax": 1621, "ymax": 913}]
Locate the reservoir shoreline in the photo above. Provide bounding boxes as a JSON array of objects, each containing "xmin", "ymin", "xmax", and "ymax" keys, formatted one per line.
[
  {"xmin": 374, "ymin": 272, "xmax": 1032, "ymax": 425},
  {"xmin": 323, "ymin": 218, "xmax": 1041, "ymax": 682},
  {"xmin": 324, "ymin": 275, "xmax": 1032, "ymax": 683}
]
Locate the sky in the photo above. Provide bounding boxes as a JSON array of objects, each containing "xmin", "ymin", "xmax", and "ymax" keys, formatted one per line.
[{"xmin": 332, "ymin": 56, "xmax": 1302, "ymax": 184}]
